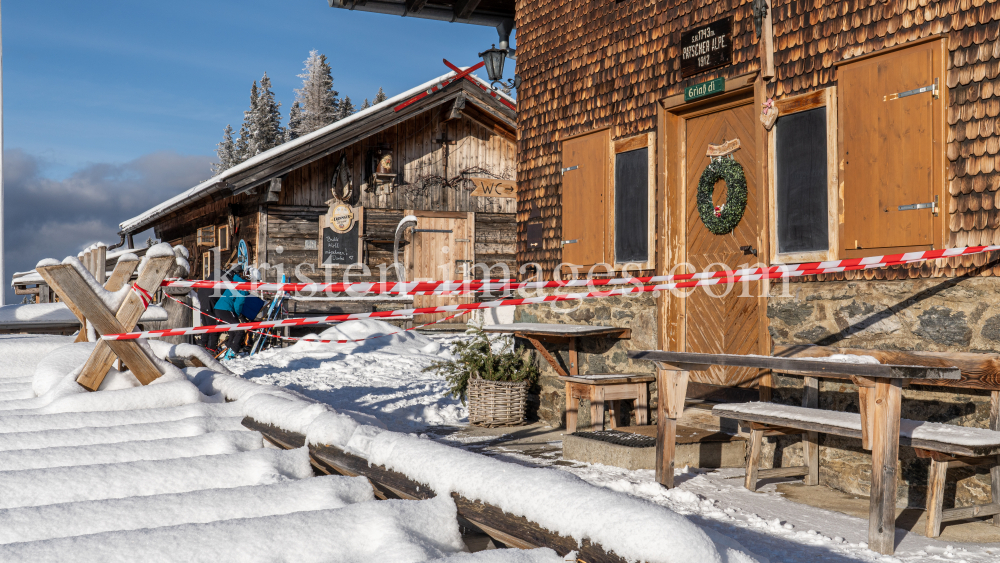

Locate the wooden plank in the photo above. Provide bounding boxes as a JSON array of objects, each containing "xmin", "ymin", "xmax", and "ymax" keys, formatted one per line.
[
  {"xmin": 802, "ymin": 376, "xmax": 820, "ymax": 485},
  {"xmin": 774, "ymin": 345, "xmax": 1000, "ymax": 391},
  {"xmin": 868, "ymin": 378, "xmax": 902, "ymax": 555},
  {"xmin": 560, "ymin": 374, "xmax": 655, "ymax": 385},
  {"xmin": 486, "ymin": 324, "xmax": 631, "ymax": 338},
  {"xmin": 757, "ymin": 466, "xmax": 810, "ymax": 479},
  {"xmin": 925, "ymin": 458, "xmax": 948, "ymax": 537},
  {"xmin": 940, "ymin": 502, "xmax": 1000, "ymax": 523},
  {"xmin": 630, "ymin": 350, "xmax": 960, "ymax": 380},
  {"xmin": 241, "ymin": 418, "xmax": 628, "ymax": 562},
  {"xmin": 105, "ymin": 259, "xmax": 139, "ymax": 292}
]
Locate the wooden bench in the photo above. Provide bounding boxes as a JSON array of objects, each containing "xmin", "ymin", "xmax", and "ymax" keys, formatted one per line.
[{"xmin": 563, "ymin": 374, "xmax": 653, "ymax": 433}]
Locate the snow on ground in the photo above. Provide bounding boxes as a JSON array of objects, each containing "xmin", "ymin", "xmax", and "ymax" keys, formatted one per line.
[{"xmin": 224, "ymin": 319, "xmax": 472, "ymax": 431}]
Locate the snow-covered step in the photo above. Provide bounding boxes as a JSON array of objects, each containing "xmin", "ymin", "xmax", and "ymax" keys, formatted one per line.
[
  {"xmin": 0, "ymin": 378, "xmax": 34, "ymax": 389},
  {"xmin": 0, "ymin": 380, "xmax": 206, "ymax": 417},
  {"xmin": 0, "ymin": 401, "xmax": 243, "ymax": 434},
  {"xmin": 0, "ymin": 387, "xmax": 34, "ymax": 401},
  {"xmin": 0, "ymin": 415, "xmax": 246, "ymax": 451},
  {"xmin": 0, "ymin": 475, "xmax": 374, "ymax": 545},
  {"xmin": 0, "ymin": 430, "xmax": 262, "ymax": 471},
  {"xmin": 0, "ymin": 447, "xmax": 313, "ymax": 510},
  {"xmin": 0, "ymin": 495, "xmax": 466, "ymax": 563}
]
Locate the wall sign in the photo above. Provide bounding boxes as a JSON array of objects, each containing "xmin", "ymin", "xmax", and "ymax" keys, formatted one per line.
[
  {"xmin": 684, "ymin": 77, "xmax": 726, "ymax": 102},
  {"xmin": 469, "ymin": 177, "xmax": 516, "ymax": 198},
  {"xmin": 681, "ymin": 18, "xmax": 733, "ymax": 78},
  {"xmin": 319, "ymin": 206, "xmax": 363, "ymax": 267}
]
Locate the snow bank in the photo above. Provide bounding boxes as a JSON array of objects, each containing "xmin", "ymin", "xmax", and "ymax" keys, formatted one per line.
[
  {"xmin": 291, "ymin": 318, "xmax": 443, "ymax": 355},
  {"xmin": 429, "ymin": 549, "xmax": 565, "ymax": 562},
  {"xmin": 0, "ymin": 402, "xmax": 243, "ymax": 434},
  {"xmin": 0, "ymin": 430, "xmax": 261, "ymax": 471},
  {"xmin": 0, "ymin": 416, "xmax": 246, "ymax": 451},
  {"xmin": 0, "ymin": 475, "xmax": 374, "ymax": 545},
  {"xmin": 0, "ymin": 495, "xmax": 467, "ymax": 563},
  {"xmin": 0, "ymin": 447, "xmax": 313, "ymax": 510},
  {"xmin": 0, "ymin": 335, "xmax": 73, "ymax": 380}
]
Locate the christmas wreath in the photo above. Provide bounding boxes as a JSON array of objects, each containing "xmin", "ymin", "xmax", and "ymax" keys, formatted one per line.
[{"xmin": 696, "ymin": 157, "xmax": 748, "ymax": 235}]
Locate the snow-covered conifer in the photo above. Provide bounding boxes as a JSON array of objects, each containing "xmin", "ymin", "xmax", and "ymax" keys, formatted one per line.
[
  {"xmin": 373, "ymin": 87, "xmax": 387, "ymax": 104},
  {"xmin": 361, "ymin": 99, "xmax": 370, "ymax": 110},
  {"xmin": 337, "ymin": 96, "xmax": 356, "ymax": 120},
  {"xmin": 212, "ymin": 124, "xmax": 237, "ymax": 174},
  {"xmin": 291, "ymin": 50, "xmax": 339, "ymax": 136},
  {"xmin": 248, "ymin": 73, "xmax": 284, "ymax": 154},
  {"xmin": 286, "ymin": 101, "xmax": 303, "ymax": 141}
]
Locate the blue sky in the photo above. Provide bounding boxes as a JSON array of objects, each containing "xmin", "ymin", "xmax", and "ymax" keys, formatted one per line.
[{"xmin": 3, "ymin": 0, "xmax": 512, "ymax": 302}]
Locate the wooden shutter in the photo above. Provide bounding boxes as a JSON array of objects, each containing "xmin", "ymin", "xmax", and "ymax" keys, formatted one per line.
[
  {"xmin": 839, "ymin": 40, "xmax": 945, "ymax": 252},
  {"xmin": 561, "ymin": 129, "xmax": 609, "ymax": 267}
]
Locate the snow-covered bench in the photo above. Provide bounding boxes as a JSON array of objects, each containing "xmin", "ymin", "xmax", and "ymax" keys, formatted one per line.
[{"xmin": 714, "ymin": 391, "xmax": 1000, "ymax": 538}]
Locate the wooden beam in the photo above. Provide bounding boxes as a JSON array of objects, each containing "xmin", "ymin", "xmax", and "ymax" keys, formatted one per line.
[
  {"xmin": 454, "ymin": 0, "xmax": 482, "ymax": 20},
  {"xmin": 518, "ymin": 333, "xmax": 568, "ymax": 377},
  {"xmin": 867, "ymin": 378, "xmax": 902, "ymax": 555},
  {"xmin": 404, "ymin": 0, "xmax": 429, "ymax": 14},
  {"xmin": 242, "ymin": 418, "xmax": 628, "ymax": 563}
]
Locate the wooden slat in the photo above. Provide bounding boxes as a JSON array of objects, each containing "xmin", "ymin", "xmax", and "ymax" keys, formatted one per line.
[
  {"xmin": 757, "ymin": 466, "xmax": 810, "ymax": 479},
  {"xmin": 940, "ymin": 502, "xmax": 1000, "ymax": 523}
]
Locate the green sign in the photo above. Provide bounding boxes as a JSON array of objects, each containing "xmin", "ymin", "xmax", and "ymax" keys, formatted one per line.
[{"xmin": 684, "ymin": 77, "xmax": 726, "ymax": 102}]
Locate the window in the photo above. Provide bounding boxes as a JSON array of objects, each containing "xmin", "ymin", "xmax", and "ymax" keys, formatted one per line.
[
  {"xmin": 197, "ymin": 226, "xmax": 216, "ymax": 247},
  {"xmin": 612, "ymin": 133, "xmax": 655, "ymax": 269},
  {"xmin": 560, "ymin": 129, "xmax": 655, "ymax": 272},
  {"xmin": 768, "ymin": 88, "xmax": 839, "ymax": 263},
  {"xmin": 837, "ymin": 39, "xmax": 946, "ymax": 256},
  {"xmin": 217, "ymin": 225, "xmax": 230, "ymax": 252},
  {"xmin": 202, "ymin": 251, "xmax": 212, "ymax": 280}
]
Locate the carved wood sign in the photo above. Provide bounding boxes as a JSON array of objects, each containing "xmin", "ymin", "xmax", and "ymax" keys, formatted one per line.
[
  {"xmin": 469, "ymin": 177, "xmax": 516, "ymax": 198},
  {"xmin": 681, "ymin": 17, "xmax": 733, "ymax": 78}
]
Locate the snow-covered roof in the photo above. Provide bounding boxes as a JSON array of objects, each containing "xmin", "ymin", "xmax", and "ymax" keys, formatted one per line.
[{"xmin": 119, "ymin": 70, "xmax": 515, "ymax": 234}]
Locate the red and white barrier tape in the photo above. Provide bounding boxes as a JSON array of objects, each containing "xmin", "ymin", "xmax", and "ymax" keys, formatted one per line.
[
  {"xmin": 158, "ymin": 245, "xmax": 1000, "ymax": 296},
  {"xmin": 131, "ymin": 283, "xmax": 153, "ymax": 309},
  {"xmin": 162, "ymin": 293, "xmax": 472, "ymax": 345},
  {"xmin": 107, "ymin": 259, "xmax": 910, "ymax": 341}
]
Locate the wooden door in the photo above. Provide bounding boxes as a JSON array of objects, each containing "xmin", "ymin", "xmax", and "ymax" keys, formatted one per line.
[
  {"xmin": 561, "ymin": 129, "xmax": 609, "ymax": 267},
  {"xmin": 840, "ymin": 41, "xmax": 942, "ymax": 251},
  {"xmin": 411, "ymin": 213, "xmax": 474, "ymax": 324},
  {"xmin": 684, "ymin": 102, "xmax": 763, "ymax": 386}
]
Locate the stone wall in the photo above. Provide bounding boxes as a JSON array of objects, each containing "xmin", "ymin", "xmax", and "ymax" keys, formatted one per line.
[
  {"xmin": 514, "ymin": 293, "xmax": 658, "ymax": 428},
  {"xmin": 766, "ymin": 275, "xmax": 1000, "ymax": 507}
]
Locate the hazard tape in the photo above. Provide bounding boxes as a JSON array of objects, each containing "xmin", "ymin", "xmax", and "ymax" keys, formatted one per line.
[
  {"xmin": 158, "ymin": 245, "xmax": 1000, "ymax": 297},
  {"xmin": 162, "ymin": 293, "xmax": 472, "ymax": 346},
  {"xmin": 106, "ymin": 258, "xmax": 908, "ymax": 341}
]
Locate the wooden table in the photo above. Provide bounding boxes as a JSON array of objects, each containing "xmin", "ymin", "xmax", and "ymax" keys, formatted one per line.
[
  {"xmin": 483, "ymin": 323, "xmax": 631, "ymax": 377},
  {"xmin": 628, "ymin": 349, "xmax": 960, "ymax": 555}
]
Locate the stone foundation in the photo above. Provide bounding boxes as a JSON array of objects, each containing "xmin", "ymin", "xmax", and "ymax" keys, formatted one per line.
[
  {"xmin": 766, "ymin": 276, "xmax": 1000, "ymax": 507},
  {"xmin": 514, "ymin": 293, "xmax": 658, "ymax": 428}
]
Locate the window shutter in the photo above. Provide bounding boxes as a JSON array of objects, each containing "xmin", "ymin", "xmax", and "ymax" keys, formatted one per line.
[{"xmin": 561, "ymin": 130, "xmax": 609, "ymax": 267}]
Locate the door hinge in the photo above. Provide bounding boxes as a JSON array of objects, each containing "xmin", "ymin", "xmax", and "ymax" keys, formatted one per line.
[
  {"xmin": 884, "ymin": 77, "xmax": 939, "ymax": 101},
  {"xmin": 412, "ymin": 229, "xmax": 453, "ymax": 233},
  {"xmin": 561, "ymin": 165, "xmax": 579, "ymax": 175},
  {"xmin": 897, "ymin": 195, "xmax": 939, "ymax": 216},
  {"xmin": 561, "ymin": 239, "xmax": 579, "ymax": 246}
]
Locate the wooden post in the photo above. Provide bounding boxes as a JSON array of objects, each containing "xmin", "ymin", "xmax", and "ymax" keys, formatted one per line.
[
  {"xmin": 94, "ymin": 245, "xmax": 107, "ymax": 285},
  {"xmin": 802, "ymin": 376, "xmax": 820, "ymax": 485},
  {"xmin": 590, "ymin": 386, "xmax": 605, "ymax": 432},
  {"xmin": 655, "ymin": 367, "xmax": 689, "ymax": 488},
  {"xmin": 745, "ymin": 426, "xmax": 764, "ymax": 491},
  {"xmin": 760, "ymin": 1, "xmax": 775, "ymax": 81},
  {"xmin": 925, "ymin": 458, "xmax": 948, "ymax": 537},
  {"xmin": 565, "ymin": 381, "xmax": 579, "ymax": 433},
  {"xmin": 868, "ymin": 377, "xmax": 902, "ymax": 555},
  {"xmin": 991, "ymin": 390, "xmax": 1000, "ymax": 527},
  {"xmin": 635, "ymin": 382, "xmax": 649, "ymax": 425}
]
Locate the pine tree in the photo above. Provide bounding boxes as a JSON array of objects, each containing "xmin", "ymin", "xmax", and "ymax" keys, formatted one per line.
[
  {"xmin": 361, "ymin": 98, "xmax": 370, "ymax": 110},
  {"xmin": 373, "ymin": 87, "xmax": 387, "ymax": 104},
  {"xmin": 249, "ymin": 72, "xmax": 284, "ymax": 154},
  {"xmin": 291, "ymin": 50, "xmax": 340, "ymax": 137},
  {"xmin": 337, "ymin": 96, "xmax": 356, "ymax": 120},
  {"xmin": 212, "ymin": 124, "xmax": 237, "ymax": 174},
  {"xmin": 286, "ymin": 101, "xmax": 303, "ymax": 141}
]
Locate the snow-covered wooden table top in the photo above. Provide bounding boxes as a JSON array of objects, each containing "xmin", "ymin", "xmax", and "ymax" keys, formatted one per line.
[{"xmin": 482, "ymin": 323, "xmax": 630, "ymax": 337}]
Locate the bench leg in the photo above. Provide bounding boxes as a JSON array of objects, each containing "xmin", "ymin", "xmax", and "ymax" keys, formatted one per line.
[
  {"xmin": 993, "ymin": 455, "xmax": 1000, "ymax": 527},
  {"xmin": 803, "ymin": 431, "xmax": 819, "ymax": 486},
  {"xmin": 925, "ymin": 458, "xmax": 948, "ymax": 538},
  {"xmin": 565, "ymin": 382, "xmax": 578, "ymax": 434},
  {"xmin": 745, "ymin": 426, "xmax": 764, "ymax": 492},
  {"xmin": 608, "ymin": 400, "xmax": 619, "ymax": 430},
  {"xmin": 635, "ymin": 383, "xmax": 649, "ymax": 426},
  {"xmin": 590, "ymin": 387, "xmax": 605, "ymax": 432}
]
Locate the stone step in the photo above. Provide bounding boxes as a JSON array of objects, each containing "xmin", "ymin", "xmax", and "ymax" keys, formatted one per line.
[{"xmin": 562, "ymin": 424, "xmax": 746, "ymax": 471}]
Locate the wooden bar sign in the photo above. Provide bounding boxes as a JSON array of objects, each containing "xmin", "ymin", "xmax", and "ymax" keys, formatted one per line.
[
  {"xmin": 681, "ymin": 17, "xmax": 733, "ymax": 78},
  {"xmin": 469, "ymin": 177, "xmax": 516, "ymax": 198}
]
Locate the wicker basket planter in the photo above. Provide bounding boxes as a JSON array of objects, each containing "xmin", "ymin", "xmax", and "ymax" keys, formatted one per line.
[{"xmin": 468, "ymin": 376, "xmax": 530, "ymax": 427}]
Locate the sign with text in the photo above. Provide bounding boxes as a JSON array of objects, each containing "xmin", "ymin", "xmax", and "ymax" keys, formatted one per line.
[
  {"xmin": 469, "ymin": 177, "xmax": 516, "ymax": 198},
  {"xmin": 681, "ymin": 18, "xmax": 733, "ymax": 78},
  {"xmin": 318, "ymin": 206, "xmax": 363, "ymax": 267},
  {"xmin": 684, "ymin": 77, "xmax": 726, "ymax": 102}
]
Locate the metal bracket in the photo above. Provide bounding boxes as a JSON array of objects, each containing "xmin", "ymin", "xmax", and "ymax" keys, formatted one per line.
[
  {"xmin": 897, "ymin": 195, "xmax": 939, "ymax": 216},
  {"xmin": 561, "ymin": 239, "xmax": 579, "ymax": 246},
  {"xmin": 561, "ymin": 165, "xmax": 579, "ymax": 175},
  {"xmin": 884, "ymin": 77, "xmax": 939, "ymax": 102}
]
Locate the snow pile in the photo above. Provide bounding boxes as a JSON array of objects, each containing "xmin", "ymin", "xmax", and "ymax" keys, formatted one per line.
[
  {"xmin": 0, "ymin": 401, "xmax": 243, "ymax": 434},
  {"xmin": 223, "ymin": 319, "xmax": 469, "ymax": 431},
  {"xmin": 0, "ymin": 416, "xmax": 246, "ymax": 452},
  {"xmin": 233, "ymin": 390, "xmax": 764, "ymax": 563}
]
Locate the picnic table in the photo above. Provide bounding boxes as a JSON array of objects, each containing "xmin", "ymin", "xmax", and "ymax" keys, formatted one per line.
[
  {"xmin": 628, "ymin": 349, "xmax": 961, "ymax": 555},
  {"xmin": 483, "ymin": 323, "xmax": 631, "ymax": 377}
]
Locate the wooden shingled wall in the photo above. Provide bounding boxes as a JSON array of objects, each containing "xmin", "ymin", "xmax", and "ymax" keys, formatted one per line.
[{"xmin": 515, "ymin": 0, "xmax": 1000, "ymax": 280}]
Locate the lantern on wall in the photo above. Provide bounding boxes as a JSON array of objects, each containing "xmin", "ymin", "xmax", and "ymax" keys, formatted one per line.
[{"xmin": 479, "ymin": 44, "xmax": 522, "ymax": 92}]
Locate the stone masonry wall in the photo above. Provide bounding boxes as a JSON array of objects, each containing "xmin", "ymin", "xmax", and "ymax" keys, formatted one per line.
[
  {"xmin": 766, "ymin": 275, "xmax": 1000, "ymax": 507},
  {"xmin": 514, "ymin": 293, "xmax": 658, "ymax": 428}
]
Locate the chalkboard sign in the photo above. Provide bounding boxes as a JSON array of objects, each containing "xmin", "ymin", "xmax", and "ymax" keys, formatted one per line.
[
  {"xmin": 614, "ymin": 147, "xmax": 649, "ymax": 263},
  {"xmin": 775, "ymin": 107, "xmax": 829, "ymax": 254},
  {"xmin": 681, "ymin": 18, "xmax": 733, "ymax": 78},
  {"xmin": 319, "ymin": 206, "xmax": 363, "ymax": 266}
]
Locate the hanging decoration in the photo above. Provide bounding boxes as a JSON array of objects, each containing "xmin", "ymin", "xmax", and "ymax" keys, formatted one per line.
[
  {"xmin": 760, "ymin": 98, "xmax": 779, "ymax": 130},
  {"xmin": 331, "ymin": 154, "xmax": 354, "ymax": 202},
  {"xmin": 697, "ymin": 140, "xmax": 747, "ymax": 235}
]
